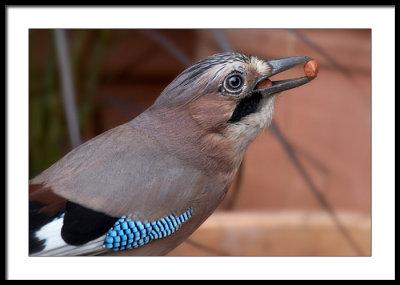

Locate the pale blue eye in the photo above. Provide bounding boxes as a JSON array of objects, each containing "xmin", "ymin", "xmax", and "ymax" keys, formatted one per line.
[{"xmin": 227, "ymin": 75, "xmax": 242, "ymax": 89}]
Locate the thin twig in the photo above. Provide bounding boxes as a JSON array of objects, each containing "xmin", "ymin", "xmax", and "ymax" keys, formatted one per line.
[
  {"xmin": 53, "ymin": 29, "xmax": 81, "ymax": 148},
  {"xmin": 270, "ymin": 121, "xmax": 365, "ymax": 256},
  {"xmin": 139, "ymin": 29, "xmax": 192, "ymax": 68},
  {"xmin": 288, "ymin": 29, "xmax": 369, "ymax": 108},
  {"xmin": 288, "ymin": 29, "xmax": 352, "ymax": 78},
  {"xmin": 212, "ymin": 29, "xmax": 234, "ymax": 52}
]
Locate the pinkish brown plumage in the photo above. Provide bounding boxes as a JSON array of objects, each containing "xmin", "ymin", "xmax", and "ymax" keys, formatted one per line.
[{"xmin": 29, "ymin": 52, "xmax": 317, "ymax": 256}]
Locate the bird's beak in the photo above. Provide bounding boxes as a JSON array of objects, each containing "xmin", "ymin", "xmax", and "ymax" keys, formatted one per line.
[{"xmin": 252, "ymin": 56, "xmax": 317, "ymax": 97}]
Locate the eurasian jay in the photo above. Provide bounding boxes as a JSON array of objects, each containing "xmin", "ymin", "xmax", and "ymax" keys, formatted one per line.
[{"xmin": 29, "ymin": 52, "xmax": 318, "ymax": 256}]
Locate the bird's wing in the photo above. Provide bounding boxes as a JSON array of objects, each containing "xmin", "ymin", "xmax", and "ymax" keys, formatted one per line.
[
  {"xmin": 29, "ymin": 122, "xmax": 215, "ymax": 255},
  {"xmin": 30, "ymin": 122, "xmax": 211, "ymax": 220},
  {"xmin": 29, "ymin": 184, "xmax": 117, "ymax": 255}
]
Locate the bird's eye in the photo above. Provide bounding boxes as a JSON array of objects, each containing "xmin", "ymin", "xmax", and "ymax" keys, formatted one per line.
[{"xmin": 224, "ymin": 75, "xmax": 243, "ymax": 92}]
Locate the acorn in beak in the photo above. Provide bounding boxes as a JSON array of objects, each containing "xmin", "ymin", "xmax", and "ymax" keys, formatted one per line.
[{"xmin": 253, "ymin": 56, "xmax": 319, "ymax": 97}]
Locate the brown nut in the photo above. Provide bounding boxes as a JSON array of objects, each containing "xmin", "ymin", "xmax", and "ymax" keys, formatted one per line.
[
  {"xmin": 256, "ymin": 78, "xmax": 272, "ymax": 89},
  {"xmin": 304, "ymin": 59, "xmax": 319, "ymax": 78}
]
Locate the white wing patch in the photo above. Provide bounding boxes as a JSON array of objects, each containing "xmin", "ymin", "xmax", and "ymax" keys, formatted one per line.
[{"xmin": 31, "ymin": 215, "xmax": 106, "ymax": 256}]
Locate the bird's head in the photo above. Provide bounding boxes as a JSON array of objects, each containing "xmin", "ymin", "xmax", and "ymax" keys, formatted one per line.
[{"xmin": 145, "ymin": 52, "xmax": 317, "ymax": 171}]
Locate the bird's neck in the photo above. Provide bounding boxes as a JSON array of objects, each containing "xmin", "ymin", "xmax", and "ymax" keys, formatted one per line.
[{"xmin": 128, "ymin": 105, "xmax": 241, "ymax": 184}]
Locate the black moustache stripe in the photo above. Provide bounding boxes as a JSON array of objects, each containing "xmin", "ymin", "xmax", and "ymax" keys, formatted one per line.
[{"xmin": 228, "ymin": 92, "xmax": 262, "ymax": 123}]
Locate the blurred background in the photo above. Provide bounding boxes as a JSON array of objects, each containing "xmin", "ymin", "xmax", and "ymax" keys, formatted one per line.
[{"xmin": 29, "ymin": 29, "xmax": 371, "ymax": 256}]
